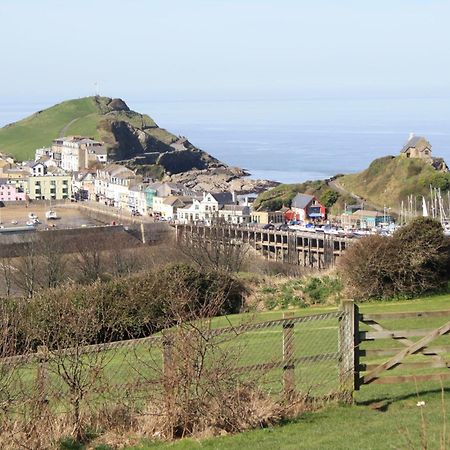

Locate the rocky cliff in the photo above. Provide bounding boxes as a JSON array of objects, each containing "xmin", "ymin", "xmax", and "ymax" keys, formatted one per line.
[{"xmin": 0, "ymin": 96, "xmax": 276, "ymax": 192}]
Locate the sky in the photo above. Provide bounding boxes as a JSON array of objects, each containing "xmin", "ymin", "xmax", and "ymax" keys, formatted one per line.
[{"xmin": 0, "ymin": 0, "xmax": 450, "ymax": 103}]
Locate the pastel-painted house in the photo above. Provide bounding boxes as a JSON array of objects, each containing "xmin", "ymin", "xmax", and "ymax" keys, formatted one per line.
[
  {"xmin": 0, "ymin": 181, "xmax": 27, "ymax": 201},
  {"xmin": 128, "ymin": 184, "xmax": 149, "ymax": 215},
  {"xmin": 291, "ymin": 194, "xmax": 326, "ymax": 222},
  {"xmin": 341, "ymin": 209, "xmax": 394, "ymax": 229}
]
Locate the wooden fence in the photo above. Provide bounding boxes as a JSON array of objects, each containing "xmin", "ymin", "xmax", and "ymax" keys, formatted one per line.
[{"xmin": 340, "ymin": 300, "xmax": 450, "ymax": 391}]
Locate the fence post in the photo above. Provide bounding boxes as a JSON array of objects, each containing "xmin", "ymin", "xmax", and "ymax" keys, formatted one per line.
[
  {"xmin": 163, "ymin": 336, "xmax": 176, "ymax": 439},
  {"xmin": 36, "ymin": 345, "xmax": 49, "ymax": 408},
  {"xmin": 283, "ymin": 311, "xmax": 295, "ymax": 402},
  {"xmin": 339, "ymin": 300, "xmax": 359, "ymax": 402}
]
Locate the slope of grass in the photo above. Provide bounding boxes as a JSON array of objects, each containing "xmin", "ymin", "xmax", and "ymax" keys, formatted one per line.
[
  {"xmin": 128, "ymin": 389, "xmax": 450, "ymax": 449},
  {"xmin": 0, "ymin": 97, "xmax": 100, "ymax": 160},
  {"xmin": 339, "ymin": 155, "xmax": 450, "ymax": 210},
  {"xmin": 119, "ymin": 293, "xmax": 450, "ymax": 450},
  {"xmin": 253, "ymin": 179, "xmax": 352, "ymax": 213},
  {"xmin": 0, "ymin": 96, "xmax": 179, "ymax": 161},
  {"xmin": 63, "ymin": 113, "xmax": 102, "ymax": 140}
]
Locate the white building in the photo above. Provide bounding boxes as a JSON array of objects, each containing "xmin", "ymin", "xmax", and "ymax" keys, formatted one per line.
[
  {"xmin": 177, "ymin": 192, "xmax": 250, "ymax": 225},
  {"xmin": 52, "ymin": 136, "xmax": 107, "ymax": 172},
  {"xmin": 128, "ymin": 184, "xmax": 148, "ymax": 215},
  {"xmin": 95, "ymin": 164, "xmax": 136, "ymax": 208}
]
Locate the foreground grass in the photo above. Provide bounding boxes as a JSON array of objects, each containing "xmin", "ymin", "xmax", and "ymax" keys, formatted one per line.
[
  {"xmin": 128, "ymin": 387, "xmax": 449, "ymax": 449},
  {"xmin": 124, "ymin": 293, "xmax": 450, "ymax": 450}
]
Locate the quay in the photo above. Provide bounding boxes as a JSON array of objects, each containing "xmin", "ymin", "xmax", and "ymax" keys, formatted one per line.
[{"xmin": 176, "ymin": 224, "xmax": 353, "ymax": 269}]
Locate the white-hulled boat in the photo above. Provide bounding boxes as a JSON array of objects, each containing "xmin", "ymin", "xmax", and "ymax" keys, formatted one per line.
[{"xmin": 45, "ymin": 210, "xmax": 59, "ymax": 220}]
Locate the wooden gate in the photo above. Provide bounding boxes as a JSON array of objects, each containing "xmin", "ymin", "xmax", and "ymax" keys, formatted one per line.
[{"xmin": 340, "ymin": 301, "xmax": 450, "ymax": 390}]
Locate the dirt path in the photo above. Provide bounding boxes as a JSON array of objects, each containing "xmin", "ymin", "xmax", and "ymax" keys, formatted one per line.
[
  {"xmin": 328, "ymin": 178, "xmax": 383, "ymax": 211},
  {"xmin": 59, "ymin": 117, "xmax": 80, "ymax": 137}
]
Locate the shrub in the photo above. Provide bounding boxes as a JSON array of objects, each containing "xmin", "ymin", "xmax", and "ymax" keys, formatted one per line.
[
  {"xmin": 9, "ymin": 264, "xmax": 247, "ymax": 350},
  {"xmin": 302, "ymin": 276, "xmax": 343, "ymax": 304},
  {"xmin": 339, "ymin": 218, "xmax": 450, "ymax": 300},
  {"xmin": 320, "ymin": 190, "xmax": 340, "ymax": 208}
]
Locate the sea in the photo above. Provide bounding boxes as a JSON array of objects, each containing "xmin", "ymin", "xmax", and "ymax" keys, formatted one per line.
[{"xmin": 1, "ymin": 96, "xmax": 450, "ymax": 184}]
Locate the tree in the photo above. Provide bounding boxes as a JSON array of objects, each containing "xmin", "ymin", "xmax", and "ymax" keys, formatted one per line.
[
  {"xmin": 177, "ymin": 226, "xmax": 248, "ymax": 273},
  {"xmin": 339, "ymin": 218, "xmax": 450, "ymax": 300},
  {"xmin": 320, "ymin": 190, "xmax": 340, "ymax": 208}
]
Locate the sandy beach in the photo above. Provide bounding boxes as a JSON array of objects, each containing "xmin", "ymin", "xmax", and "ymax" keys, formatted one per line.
[{"xmin": 0, "ymin": 203, "xmax": 102, "ymax": 229}]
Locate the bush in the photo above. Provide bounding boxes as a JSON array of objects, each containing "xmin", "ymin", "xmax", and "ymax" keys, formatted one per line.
[
  {"xmin": 339, "ymin": 218, "xmax": 450, "ymax": 300},
  {"xmin": 302, "ymin": 276, "xmax": 343, "ymax": 304},
  {"xmin": 8, "ymin": 264, "xmax": 247, "ymax": 350},
  {"xmin": 320, "ymin": 190, "xmax": 340, "ymax": 208}
]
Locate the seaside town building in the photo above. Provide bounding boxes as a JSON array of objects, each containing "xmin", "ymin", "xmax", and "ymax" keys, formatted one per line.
[
  {"xmin": 0, "ymin": 180, "xmax": 26, "ymax": 201},
  {"xmin": 51, "ymin": 136, "xmax": 107, "ymax": 172},
  {"xmin": 290, "ymin": 193, "xmax": 326, "ymax": 222},
  {"xmin": 177, "ymin": 192, "xmax": 250, "ymax": 224},
  {"xmin": 94, "ymin": 164, "xmax": 136, "ymax": 208},
  {"xmin": 27, "ymin": 173, "xmax": 72, "ymax": 201}
]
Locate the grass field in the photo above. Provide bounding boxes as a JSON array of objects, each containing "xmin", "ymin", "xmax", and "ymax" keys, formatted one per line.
[
  {"xmin": 0, "ymin": 97, "xmax": 100, "ymax": 160},
  {"xmin": 116, "ymin": 293, "xmax": 450, "ymax": 450},
  {"xmin": 0, "ymin": 95, "xmax": 185, "ymax": 162}
]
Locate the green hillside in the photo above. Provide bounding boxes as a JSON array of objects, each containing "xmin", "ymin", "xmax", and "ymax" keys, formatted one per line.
[
  {"xmin": 338, "ymin": 155, "xmax": 450, "ymax": 209},
  {"xmin": 255, "ymin": 156, "xmax": 450, "ymax": 215},
  {"xmin": 0, "ymin": 96, "xmax": 179, "ymax": 161},
  {"xmin": 0, "ymin": 97, "xmax": 99, "ymax": 160},
  {"xmin": 254, "ymin": 179, "xmax": 352, "ymax": 214}
]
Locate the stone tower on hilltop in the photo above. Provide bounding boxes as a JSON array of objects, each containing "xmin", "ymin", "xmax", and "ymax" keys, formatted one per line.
[
  {"xmin": 400, "ymin": 134, "xmax": 449, "ymax": 172},
  {"xmin": 400, "ymin": 134, "xmax": 433, "ymax": 162}
]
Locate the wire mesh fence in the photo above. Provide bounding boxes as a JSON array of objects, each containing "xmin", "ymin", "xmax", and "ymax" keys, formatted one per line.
[{"xmin": 0, "ymin": 309, "xmax": 351, "ymax": 444}]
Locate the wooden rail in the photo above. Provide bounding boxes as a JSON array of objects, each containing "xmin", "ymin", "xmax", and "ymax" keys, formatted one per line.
[
  {"xmin": 352, "ymin": 305, "xmax": 450, "ymax": 388},
  {"xmin": 176, "ymin": 224, "xmax": 353, "ymax": 269}
]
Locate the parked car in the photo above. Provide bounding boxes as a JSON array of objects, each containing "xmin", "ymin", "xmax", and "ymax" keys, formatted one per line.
[
  {"xmin": 277, "ymin": 224, "xmax": 290, "ymax": 231},
  {"xmin": 263, "ymin": 223, "xmax": 275, "ymax": 230}
]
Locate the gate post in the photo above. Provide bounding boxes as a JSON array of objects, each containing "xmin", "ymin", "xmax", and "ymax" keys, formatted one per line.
[
  {"xmin": 283, "ymin": 312, "xmax": 295, "ymax": 402},
  {"xmin": 163, "ymin": 336, "xmax": 176, "ymax": 438},
  {"xmin": 339, "ymin": 300, "xmax": 360, "ymax": 402}
]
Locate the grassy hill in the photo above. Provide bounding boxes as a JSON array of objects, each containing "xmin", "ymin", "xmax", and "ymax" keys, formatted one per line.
[
  {"xmin": 0, "ymin": 97, "xmax": 220, "ymax": 170},
  {"xmin": 0, "ymin": 97, "xmax": 100, "ymax": 160},
  {"xmin": 338, "ymin": 155, "xmax": 450, "ymax": 210},
  {"xmin": 253, "ymin": 179, "xmax": 352, "ymax": 214},
  {"xmin": 255, "ymin": 156, "xmax": 450, "ymax": 215}
]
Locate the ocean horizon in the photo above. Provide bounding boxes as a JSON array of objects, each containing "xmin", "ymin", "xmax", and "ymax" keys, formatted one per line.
[{"xmin": 1, "ymin": 96, "xmax": 449, "ymax": 184}]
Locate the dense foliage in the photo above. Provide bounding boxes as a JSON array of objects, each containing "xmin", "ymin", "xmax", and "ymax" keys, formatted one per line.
[
  {"xmin": 339, "ymin": 217, "xmax": 450, "ymax": 300},
  {"xmin": 3, "ymin": 264, "xmax": 246, "ymax": 351},
  {"xmin": 254, "ymin": 180, "xmax": 345, "ymax": 212}
]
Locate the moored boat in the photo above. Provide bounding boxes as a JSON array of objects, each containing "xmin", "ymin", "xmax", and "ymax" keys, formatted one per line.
[{"xmin": 45, "ymin": 210, "xmax": 59, "ymax": 220}]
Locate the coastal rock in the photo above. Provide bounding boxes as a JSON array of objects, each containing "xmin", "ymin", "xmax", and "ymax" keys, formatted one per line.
[
  {"xmin": 165, "ymin": 168, "xmax": 278, "ymax": 193},
  {"xmin": 107, "ymin": 98, "xmax": 130, "ymax": 112}
]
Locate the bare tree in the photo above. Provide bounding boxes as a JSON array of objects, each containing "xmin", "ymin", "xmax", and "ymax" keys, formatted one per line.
[
  {"xmin": 29, "ymin": 289, "xmax": 116, "ymax": 441},
  {"xmin": 177, "ymin": 225, "xmax": 248, "ymax": 273},
  {"xmin": 12, "ymin": 239, "xmax": 39, "ymax": 298},
  {"xmin": 0, "ymin": 248, "xmax": 15, "ymax": 297},
  {"xmin": 38, "ymin": 233, "xmax": 69, "ymax": 289},
  {"xmin": 74, "ymin": 235, "xmax": 106, "ymax": 283}
]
